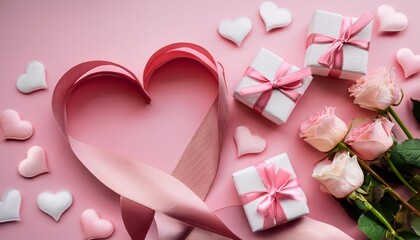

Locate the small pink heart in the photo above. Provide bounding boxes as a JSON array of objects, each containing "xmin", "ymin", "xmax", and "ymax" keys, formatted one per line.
[
  {"xmin": 80, "ymin": 209, "xmax": 114, "ymax": 240},
  {"xmin": 1, "ymin": 109, "xmax": 33, "ymax": 140},
  {"xmin": 234, "ymin": 126, "xmax": 266, "ymax": 157},
  {"xmin": 18, "ymin": 146, "xmax": 49, "ymax": 178},
  {"xmin": 377, "ymin": 5, "xmax": 408, "ymax": 32},
  {"xmin": 396, "ymin": 48, "xmax": 420, "ymax": 78}
]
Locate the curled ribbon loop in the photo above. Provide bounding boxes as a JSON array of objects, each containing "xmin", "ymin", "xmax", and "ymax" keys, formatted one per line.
[
  {"xmin": 305, "ymin": 12, "xmax": 374, "ymax": 77},
  {"xmin": 240, "ymin": 162, "xmax": 306, "ymax": 229},
  {"xmin": 239, "ymin": 62, "xmax": 311, "ymax": 114}
]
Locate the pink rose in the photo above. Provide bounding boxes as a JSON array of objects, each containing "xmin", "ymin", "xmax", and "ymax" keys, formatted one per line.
[
  {"xmin": 300, "ymin": 107, "xmax": 348, "ymax": 152},
  {"xmin": 349, "ymin": 67, "xmax": 402, "ymax": 111},
  {"xmin": 312, "ymin": 151, "xmax": 364, "ymax": 198},
  {"xmin": 345, "ymin": 117, "xmax": 394, "ymax": 160}
]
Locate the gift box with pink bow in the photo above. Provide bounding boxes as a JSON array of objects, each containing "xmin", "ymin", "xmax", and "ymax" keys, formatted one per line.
[
  {"xmin": 234, "ymin": 48, "xmax": 313, "ymax": 125},
  {"xmin": 232, "ymin": 153, "xmax": 309, "ymax": 232},
  {"xmin": 304, "ymin": 10, "xmax": 374, "ymax": 80}
]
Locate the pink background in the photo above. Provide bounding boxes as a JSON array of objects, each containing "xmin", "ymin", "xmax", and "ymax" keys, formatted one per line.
[{"xmin": 1, "ymin": 0, "xmax": 419, "ymax": 239}]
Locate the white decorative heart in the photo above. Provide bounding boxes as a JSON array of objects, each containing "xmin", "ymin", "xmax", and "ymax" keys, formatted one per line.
[
  {"xmin": 18, "ymin": 146, "xmax": 49, "ymax": 178},
  {"xmin": 37, "ymin": 190, "xmax": 73, "ymax": 221},
  {"xmin": 397, "ymin": 48, "xmax": 420, "ymax": 78},
  {"xmin": 0, "ymin": 189, "xmax": 21, "ymax": 223},
  {"xmin": 377, "ymin": 5, "xmax": 408, "ymax": 32},
  {"xmin": 16, "ymin": 61, "xmax": 48, "ymax": 93},
  {"xmin": 1, "ymin": 109, "xmax": 34, "ymax": 140},
  {"xmin": 80, "ymin": 209, "xmax": 114, "ymax": 240},
  {"xmin": 260, "ymin": 1, "xmax": 292, "ymax": 31},
  {"xmin": 218, "ymin": 17, "xmax": 252, "ymax": 47},
  {"xmin": 234, "ymin": 126, "xmax": 267, "ymax": 157}
]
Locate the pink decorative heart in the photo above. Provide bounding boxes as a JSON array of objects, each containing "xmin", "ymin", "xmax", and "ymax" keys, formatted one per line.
[
  {"xmin": 396, "ymin": 48, "xmax": 420, "ymax": 78},
  {"xmin": 1, "ymin": 109, "xmax": 33, "ymax": 140},
  {"xmin": 234, "ymin": 126, "xmax": 266, "ymax": 157},
  {"xmin": 377, "ymin": 5, "xmax": 408, "ymax": 32},
  {"xmin": 80, "ymin": 209, "xmax": 114, "ymax": 240},
  {"xmin": 18, "ymin": 146, "xmax": 49, "ymax": 178}
]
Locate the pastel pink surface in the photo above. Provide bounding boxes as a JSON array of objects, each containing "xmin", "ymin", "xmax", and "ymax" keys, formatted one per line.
[
  {"xmin": 1, "ymin": 1, "xmax": 420, "ymax": 240},
  {"xmin": 377, "ymin": 5, "xmax": 408, "ymax": 32},
  {"xmin": 80, "ymin": 209, "xmax": 114, "ymax": 240},
  {"xmin": 397, "ymin": 48, "xmax": 420, "ymax": 78},
  {"xmin": 18, "ymin": 146, "xmax": 49, "ymax": 178},
  {"xmin": 234, "ymin": 126, "xmax": 266, "ymax": 156},
  {"xmin": 1, "ymin": 109, "xmax": 33, "ymax": 140}
]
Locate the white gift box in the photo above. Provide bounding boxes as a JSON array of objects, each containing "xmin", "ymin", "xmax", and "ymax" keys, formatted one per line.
[
  {"xmin": 232, "ymin": 153, "xmax": 309, "ymax": 232},
  {"xmin": 233, "ymin": 48, "xmax": 313, "ymax": 125},
  {"xmin": 304, "ymin": 10, "xmax": 373, "ymax": 80}
]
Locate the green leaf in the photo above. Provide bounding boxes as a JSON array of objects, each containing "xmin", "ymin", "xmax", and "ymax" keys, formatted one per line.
[
  {"xmin": 358, "ymin": 213, "xmax": 387, "ymax": 240},
  {"xmin": 374, "ymin": 193, "xmax": 400, "ymax": 222},
  {"xmin": 410, "ymin": 215, "xmax": 420, "ymax": 236},
  {"xmin": 408, "ymin": 196, "xmax": 420, "ymax": 209},
  {"xmin": 337, "ymin": 198, "xmax": 364, "ymax": 221},
  {"xmin": 411, "ymin": 175, "xmax": 420, "ymax": 192},
  {"xmin": 412, "ymin": 98, "xmax": 420, "ymax": 123},
  {"xmin": 390, "ymin": 139, "xmax": 420, "ymax": 168},
  {"xmin": 399, "ymin": 231, "xmax": 420, "ymax": 240}
]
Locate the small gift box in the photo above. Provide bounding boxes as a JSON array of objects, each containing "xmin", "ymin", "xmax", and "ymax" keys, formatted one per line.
[
  {"xmin": 304, "ymin": 10, "xmax": 374, "ymax": 80},
  {"xmin": 232, "ymin": 153, "xmax": 309, "ymax": 232},
  {"xmin": 234, "ymin": 48, "xmax": 312, "ymax": 125}
]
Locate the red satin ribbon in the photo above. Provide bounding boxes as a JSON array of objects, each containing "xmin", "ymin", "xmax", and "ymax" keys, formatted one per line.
[
  {"xmin": 239, "ymin": 62, "xmax": 311, "ymax": 114},
  {"xmin": 240, "ymin": 162, "xmax": 306, "ymax": 230},
  {"xmin": 305, "ymin": 12, "xmax": 374, "ymax": 78}
]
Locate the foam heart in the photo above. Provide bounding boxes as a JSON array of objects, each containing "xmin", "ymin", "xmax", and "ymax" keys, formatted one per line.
[
  {"xmin": 16, "ymin": 61, "xmax": 48, "ymax": 93},
  {"xmin": 377, "ymin": 5, "xmax": 408, "ymax": 32},
  {"xmin": 218, "ymin": 17, "xmax": 252, "ymax": 46},
  {"xmin": 0, "ymin": 189, "xmax": 21, "ymax": 223},
  {"xmin": 80, "ymin": 209, "xmax": 114, "ymax": 240},
  {"xmin": 1, "ymin": 109, "xmax": 34, "ymax": 140},
  {"xmin": 396, "ymin": 48, "xmax": 420, "ymax": 78},
  {"xmin": 260, "ymin": 1, "xmax": 292, "ymax": 31},
  {"xmin": 18, "ymin": 146, "xmax": 49, "ymax": 178},
  {"xmin": 37, "ymin": 190, "xmax": 72, "ymax": 221},
  {"xmin": 234, "ymin": 126, "xmax": 266, "ymax": 157}
]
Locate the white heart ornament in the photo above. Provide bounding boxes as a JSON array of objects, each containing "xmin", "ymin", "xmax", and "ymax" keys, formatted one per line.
[
  {"xmin": 0, "ymin": 189, "xmax": 21, "ymax": 223},
  {"xmin": 16, "ymin": 61, "xmax": 48, "ymax": 93},
  {"xmin": 260, "ymin": 1, "xmax": 292, "ymax": 31},
  {"xmin": 218, "ymin": 17, "xmax": 252, "ymax": 47},
  {"xmin": 234, "ymin": 126, "xmax": 266, "ymax": 157},
  {"xmin": 80, "ymin": 209, "xmax": 114, "ymax": 240},
  {"xmin": 396, "ymin": 48, "xmax": 420, "ymax": 78},
  {"xmin": 377, "ymin": 5, "xmax": 408, "ymax": 32},
  {"xmin": 37, "ymin": 190, "xmax": 72, "ymax": 221},
  {"xmin": 18, "ymin": 146, "xmax": 49, "ymax": 178}
]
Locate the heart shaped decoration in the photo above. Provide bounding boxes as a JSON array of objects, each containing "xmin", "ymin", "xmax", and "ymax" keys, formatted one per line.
[
  {"xmin": 218, "ymin": 17, "xmax": 252, "ymax": 46},
  {"xmin": 1, "ymin": 109, "xmax": 34, "ymax": 140},
  {"xmin": 377, "ymin": 5, "xmax": 408, "ymax": 32},
  {"xmin": 80, "ymin": 209, "xmax": 114, "ymax": 240},
  {"xmin": 37, "ymin": 190, "xmax": 73, "ymax": 221},
  {"xmin": 234, "ymin": 126, "xmax": 267, "ymax": 157},
  {"xmin": 0, "ymin": 189, "xmax": 21, "ymax": 223},
  {"xmin": 260, "ymin": 1, "xmax": 292, "ymax": 31},
  {"xmin": 396, "ymin": 48, "xmax": 420, "ymax": 78},
  {"xmin": 16, "ymin": 61, "xmax": 48, "ymax": 94},
  {"xmin": 18, "ymin": 146, "xmax": 49, "ymax": 178}
]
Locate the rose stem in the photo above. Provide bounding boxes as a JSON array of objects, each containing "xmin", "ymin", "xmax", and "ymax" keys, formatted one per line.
[
  {"xmin": 388, "ymin": 107, "xmax": 414, "ymax": 139},
  {"xmin": 349, "ymin": 192, "xmax": 403, "ymax": 240},
  {"xmin": 338, "ymin": 142, "xmax": 420, "ymax": 217},
  {"xmin": 385, "ymin": 154, "xmax": 419, "ymax": 196}
]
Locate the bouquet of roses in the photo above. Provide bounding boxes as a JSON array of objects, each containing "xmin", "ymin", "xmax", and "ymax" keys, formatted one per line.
[{"xmin": 300, "ymin": 67, "xmax": 420, "ymax": 240}]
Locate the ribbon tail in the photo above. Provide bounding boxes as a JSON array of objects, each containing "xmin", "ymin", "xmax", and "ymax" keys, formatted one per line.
[{"xmin": 240, "ymin": 82, "xmax": 273, "ymax": 95}]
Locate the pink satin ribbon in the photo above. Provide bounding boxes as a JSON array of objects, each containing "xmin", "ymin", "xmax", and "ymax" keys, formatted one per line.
[
  {"xmin": 305, "ymin": 12, "xmax": 374, "ymax": 78},
  {"xmin": 52, "ymin": 42, "xmax": 353, "ymax": 240},
  {"xmin": 240, "ymin": 162, "xmax": 306, "ymax": 230},
  {"xmin": 239, "ymin": 62, "xmax": 311, "ymax": 114}
]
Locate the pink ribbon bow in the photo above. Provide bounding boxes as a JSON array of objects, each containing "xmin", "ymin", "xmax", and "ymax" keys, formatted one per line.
[
  {"xmin": 240, "ymin": 162, "xmax": 306, "ymax": 230},
  {"xmin": 239, "ymin": 61, "xmax": 311, "ymax": 114},
  {"xmin": 305, "ymin": 12, "xmax": 374, "ymax": 78}
]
